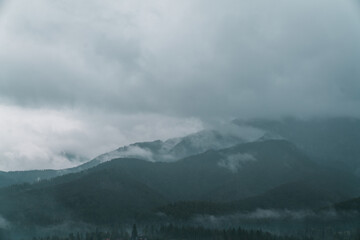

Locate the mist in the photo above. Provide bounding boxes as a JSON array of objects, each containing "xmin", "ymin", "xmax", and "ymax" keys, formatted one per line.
[{"xmin": 0, "ymin": 215, "xmax": 9, "ymax": 229}]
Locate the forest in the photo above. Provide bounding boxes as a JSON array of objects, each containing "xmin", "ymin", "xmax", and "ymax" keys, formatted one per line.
[{"xmin": 0, "ymin": 224, "xmax": 354, "ymax": 240}]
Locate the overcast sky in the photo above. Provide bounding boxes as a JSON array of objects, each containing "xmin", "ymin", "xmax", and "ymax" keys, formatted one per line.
[{"xmin": 0, "ymin": 0, "xmax": 359, "ymax": 171}]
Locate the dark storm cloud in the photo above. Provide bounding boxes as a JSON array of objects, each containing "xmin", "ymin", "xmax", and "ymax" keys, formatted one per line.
[
  {"xmin": 0, "ymin": 0, "xmax": 359, "ymax": 118},
  {"xmin": 0, "ymin": 0, "xmax": 359, "ymax": 170}
]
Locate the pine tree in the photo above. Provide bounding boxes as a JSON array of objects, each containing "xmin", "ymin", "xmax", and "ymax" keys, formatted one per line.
[{"xmin": 131, "ymin": 224, "xmax": 138, "ymax": 240}]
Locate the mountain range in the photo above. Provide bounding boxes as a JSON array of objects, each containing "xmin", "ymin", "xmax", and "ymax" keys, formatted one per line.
[
  {"xmin": 0, "ymin": 117, "xmax": 360, "ymax": 226},
  {"xmin": 236, "ymin": 117, "xmax": 360, "ymax": 174},
  {"xmin": 3, "ymin": 117, "xmax": 360, "ymax": 187}
]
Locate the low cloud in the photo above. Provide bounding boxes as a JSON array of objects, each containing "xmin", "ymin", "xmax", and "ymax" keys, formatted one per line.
[
  {"xmin": 96, "ymin": 145, "xmax": 155, "ymax": 163},
  {"xmin": 0, "ymin": 215, "xmax": 10, "ymax": 229},
  {"xmin": 246, "ymin": 209, "xmax": 313, "ymax": 220},
  {"xmin": 213, "ymin": 123, "xmax": 265, "ymax": 142},
  {"xmin": 0, "ymin": 104, "xmax": 202, "ymax": 171},
  {"xmin": 0, "ymin": 0, "xmax": 359, "ymax": 119},
  {"xmin": 192, "ymin": 208, "xmax": 345, "ymax": 227},
  {"xmin": 218, "ymin": 153, "xmax": 257, "ymax": 173}
]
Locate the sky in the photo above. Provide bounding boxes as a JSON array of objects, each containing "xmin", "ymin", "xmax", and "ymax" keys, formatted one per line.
[{"xmin": 0, "ymin": 0, "xmax": 360, "ymax": 171}]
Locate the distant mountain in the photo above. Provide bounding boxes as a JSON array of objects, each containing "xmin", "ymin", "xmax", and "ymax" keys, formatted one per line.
[
  {"xmin": 232, "ymin": 170, "xmax": 360, "ymax": 211},
  {"xmin": 0, "ymin": 126, "xmax": 249, "ymax": 188},
  {"xmin": 3, "ymin": 117, "xmax": 360, "ymax": 190},
  {"xmin": 0, "ymin": 139, "xmax": 343, "ymax": 226},
  {"xmin": 0, "ymin": 164, "xmax": 167, "ymax": 225},
  {"xmin": 333, "ymin": 196, "xmax": 360, "ymax": 212},
  {"xmin": 158, "ymin": 170, "xmax": 360, "ymax": 219},
  {"xmin": 0, "ymin": 173, "xmax": 13, "ymax": 188},
  {"xmin": 7, "ymin": 116, "xmax": 360, "ymax": 189},
  {"xmin": 236, "ymin": 117, "xmax": 360, "ymax": 174},
  {"xmin": 201, "ymin": 140, "xmax": 316, "ymax": 201},
  {"xmin": 83, "ymin": 140, "xmax": 317, "ymax": 202},
  {"xmin": 82, "ymin": 128, "xmax": 248, "ymax": 168},
  {"xmin": 1, "ymin": 117, "xmax": 360, "ymax": 227},
  {"xmin": 0, "ymin": 170, "xmax": 60, "ymax": 188}
]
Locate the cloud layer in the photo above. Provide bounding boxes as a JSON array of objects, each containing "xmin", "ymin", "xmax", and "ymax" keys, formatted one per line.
[
  {"xmin": 1, "ymin": 0, "xmax": 360, "ymax": 117},
  {"xmin": 0, "ymin": 0, "xmax": 359, "ymax": 170},
  {"xmin": 0, "ymin": 104, "xmax": 202, "ymax": 170}
]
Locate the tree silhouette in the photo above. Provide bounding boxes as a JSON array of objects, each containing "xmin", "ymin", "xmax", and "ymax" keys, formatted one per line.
[{"xmin": 131, "ymin": 224, "xmax": 138, "ymax": 240}]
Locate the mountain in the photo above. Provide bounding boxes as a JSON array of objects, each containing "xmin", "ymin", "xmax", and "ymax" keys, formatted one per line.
[
  {"xmin": 81, "ymin": 128, "xmax": 247, "ymax": 169},
  {"xmin": 0, "ymin": 173, "xmax": 13, "ymax": 188},
  {"xmin": 2, "ymin": 117, "xmax": 360, "ymax": 189},
  {"xmin": 0, "ymin": 170, "xmax": 60, "ymax": 188},
  {"xmin": 236, "ymin": 117, "xmax": 360, "ymax": 174},
  {"xmin": 201, "ymin": 140, "xmax": 316, "ymax": 201},
  {"xmin": 2, "ymin": 118, "xmax": 360, "ymax": 227},
  {"xmin": 333, "ymin": 197, "xmax": 360, "ymax": 212},
  {"xmin": 0, "ymin": 127, "xmax": 248, "ymax": 188},
  {"xmin": 158, "ymin": 169, "xmax": 360, "ymax": 219},
  {"xmin": 232, "ymin": 169, "xmax": 360, "ymax": 211},
  {"xmin": 83, "ymin": 140, "xmax": 317, "ymax": 202},
  {"xmin": 8, "ymin": 116, "xmax": 360, "ymax": 189},
  {"xmin": 0, "ymin": 163, "xmax": 167, "ymax": 225},
  {"xmin": 0, "ymin": 140, "xmax": 336, "ymax": 226}
]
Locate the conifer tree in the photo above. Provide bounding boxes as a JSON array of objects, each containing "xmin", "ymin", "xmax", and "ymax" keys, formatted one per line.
[{"xmin": 131, "ymin": 224, "xmax": 138, "ymax": 240}]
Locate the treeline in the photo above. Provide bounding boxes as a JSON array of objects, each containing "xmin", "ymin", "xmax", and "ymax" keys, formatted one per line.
[
  {"xmin": 29, "ymin": 224, "xmax": 313, "ymax": 240},
  {"xmin": 157, "ymin": 225, "xmax": 306, "ymax": 240}
]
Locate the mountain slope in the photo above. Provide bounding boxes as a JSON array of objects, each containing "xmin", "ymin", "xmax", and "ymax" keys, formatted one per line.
[
  {"xmin": 0, "ymin": 170, "xmax": 60, "ymax": 188},
  {"xmin": 333, "ymin": 197, "xmax": 360, "ymax": 212},
  {"xmin": 158, "ymin": 171, "xmax": 360, "ymax": 219},
  {"xmin": 232, "ymin": 170, "xmax": 360, "ymax": 211},
  {"xmin": 0, "ymin": 127, "xmax": 246, "ymax": 188},
  {"xmin": 1, "ymin": 139, "xmax": 358, "ymax": 226},
  {"xmin": 88, "ymin": 140, "xmax": 317, "ymax": 202},
  {"xmin": 81, "ymin": 128, "xmax": 246, "ymax": 169},
  {"xmin": 2, "ymin": 117, "xmax": 360, "ymax": 189},
  {"xmin": 0, "ymin": 163, "xmax": 167, "ymax": 225},
  {"xmin": 0, "ymin": 140, "xmax": 323, "ymax": 226},
  {"xmin": 202, "ymin": 140, "xmax": 316, "ymax": 201},
  {"xmin": 237, "ymin": 117, "xmax": 360, "ymax": 174}
]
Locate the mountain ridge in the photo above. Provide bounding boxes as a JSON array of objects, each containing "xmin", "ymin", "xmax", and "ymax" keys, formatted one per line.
[{"xmin": 2, "ymin": 139, "xmax": 356, "ymax": 226}]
